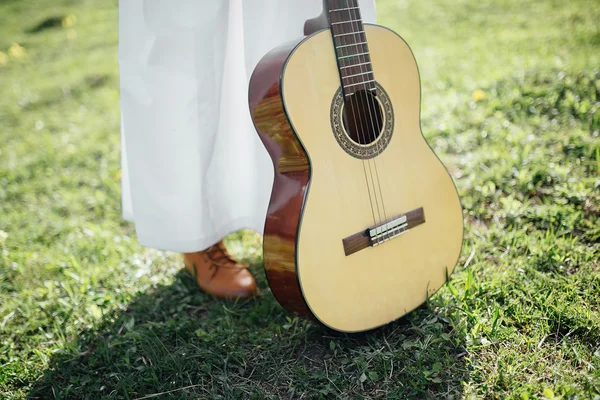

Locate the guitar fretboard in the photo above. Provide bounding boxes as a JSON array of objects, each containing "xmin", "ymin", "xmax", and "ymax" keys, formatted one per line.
[{"xmin": 326, "ymin": 0, "xmax": 375, "ymax": 97}]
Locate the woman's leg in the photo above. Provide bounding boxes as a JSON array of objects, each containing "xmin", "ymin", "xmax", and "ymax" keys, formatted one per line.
[{"xmin": 119, "ymin": 1, "xmax": 259, "ymax": 298}]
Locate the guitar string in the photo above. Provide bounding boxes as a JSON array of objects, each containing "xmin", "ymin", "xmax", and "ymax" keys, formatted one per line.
[
  {"xmin": 336, "ymin": 0, "xmax": 385, "ymax": 231},
  {"xmin": 331, "ymin": 0, "xmax": 384, "ymax": 236},
  {"xmin": 329, "ymin": 0, "xmax": 380, "ymax": 228},
  {"xmin": 344, "ymin": 0, "xmax": 390, "ymax": 244},
  {"xmin": 347, "ymin": 0, "xmax": 392, "ymax": 244},
  {"xmin": 328, "ymin": 0, "xmax": 377, "ymax": 227}
]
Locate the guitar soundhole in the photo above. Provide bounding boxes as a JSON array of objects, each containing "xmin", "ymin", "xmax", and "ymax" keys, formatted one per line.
[
  {"xmin": 330, "ymin": 82, "xmax": 394, "ymax": 160},
  {"xmin": 342, "ymin": 90, "xmax": 384, "ymax": 146}
]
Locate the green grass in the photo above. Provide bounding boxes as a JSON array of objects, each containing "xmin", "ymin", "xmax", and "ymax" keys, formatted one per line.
[{"xmin": 0, "ymin": 0, "xmax": 599, "ymax": 398}]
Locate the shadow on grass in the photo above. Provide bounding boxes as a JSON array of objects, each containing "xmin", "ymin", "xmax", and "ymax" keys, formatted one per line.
[
  {"xmin": 26, "ymin": 16, "xmax": 65, "ymax": 34},
  {"xmin": 28, "ymin": 269, "xmax": 469, "ymax": 399}
]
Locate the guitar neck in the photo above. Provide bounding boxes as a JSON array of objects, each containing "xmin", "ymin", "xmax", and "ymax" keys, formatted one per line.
[{"xmin": 325, "ymin": 0, "xmax": 375, "ymax": 97}]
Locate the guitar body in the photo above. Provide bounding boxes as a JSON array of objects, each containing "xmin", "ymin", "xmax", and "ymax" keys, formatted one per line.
[{"xmin": 249, "ymin": 24, "xmax": 463, "ymax": 333}]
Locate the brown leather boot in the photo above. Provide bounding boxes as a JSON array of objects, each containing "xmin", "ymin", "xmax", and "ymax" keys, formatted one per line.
[{"xmin": 183, "ymin": 240, "xmax": 258, "ymax": 300}]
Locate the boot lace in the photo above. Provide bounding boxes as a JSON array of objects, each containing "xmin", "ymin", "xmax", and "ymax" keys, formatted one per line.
[{"xmin": 204, "ymin": 242, "xmax": 245, "ymax": 279}]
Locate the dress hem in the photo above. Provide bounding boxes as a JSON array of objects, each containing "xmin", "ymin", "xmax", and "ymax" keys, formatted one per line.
[{"xmin": 134, "ymin": 215, "xmax": 266, "ymax": 253}]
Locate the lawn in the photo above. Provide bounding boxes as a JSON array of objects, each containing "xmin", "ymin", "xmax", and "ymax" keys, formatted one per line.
[{"xmin": 0, "ymin": 0, "xmax": 599, "ymax": 398}]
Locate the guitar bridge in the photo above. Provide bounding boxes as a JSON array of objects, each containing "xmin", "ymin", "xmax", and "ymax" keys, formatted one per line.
[
  {"xmin": 342, "ymin": 207, "xmax": 425, "ymax": 256},
  {"xmin": 369, "ymin": 215, "xmax": 409, "ymax": 246}
]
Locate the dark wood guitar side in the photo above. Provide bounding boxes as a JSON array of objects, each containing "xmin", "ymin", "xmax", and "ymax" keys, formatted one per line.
[{"xmin": 248, "ymin": 42, "xmax": 315, "ymax": 320}]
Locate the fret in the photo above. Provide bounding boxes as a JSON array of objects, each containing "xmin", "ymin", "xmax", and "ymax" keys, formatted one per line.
[
  {"xmin": 328, "ymin": 7, "xmax": 359, "ymax": 13},
  {"xmin": 331, "ymin": 19, "xmax": 362, "ymax": 25},
  {"xmin": 340, "ymin": 61, "xmax": 372, "ymax": 69},
  {"xmin": 343, "ymin": 71, "xmax": 374, "ymax": 79},
  {"xmin": 333, "ymin": 31, "xmax": 365, "ymax": 38},
  {"xmin": 335, "ymin": 43, "xmax": 368, "ymax": 54},
  {"xmin": 338, "ymin": 52, "xmax": 369, "ymax": 60},
  {"xmin": 336, "ymin": 41, "xmax": 367, "ymax": 49},
  {"xmin": 344, "ymin": 79, "xmax": 375, "ymax": 88}
]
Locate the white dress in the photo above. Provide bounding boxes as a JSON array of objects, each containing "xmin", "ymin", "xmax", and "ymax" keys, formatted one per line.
[{"xmin": 119, "ymin": 0, "xmax": 377, "ymax": 252}]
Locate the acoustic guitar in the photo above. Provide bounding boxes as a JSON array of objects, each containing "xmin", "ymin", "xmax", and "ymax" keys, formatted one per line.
[{"xmin": 249, "ymin": 0, "xmax": 463, "ymax": 333}]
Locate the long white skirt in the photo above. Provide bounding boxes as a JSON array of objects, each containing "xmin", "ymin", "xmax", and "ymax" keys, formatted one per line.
[{"xmin": 119, "ymin": 0, "xmax": 377, "ymax": 253}]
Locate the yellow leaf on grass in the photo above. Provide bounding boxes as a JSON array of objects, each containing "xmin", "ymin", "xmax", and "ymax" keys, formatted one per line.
[
  {"xmin": 543, "ymin": 388, "xmax": 555, "ymax": 399},
  {"xmin": 8, "ymin": 43, "xmax": 25, "ymax": 59},
  {"xmin": 62, "ymin": 14, "xmax": 76, "ymax": 28},
  {"xmin": 472, "ymin": 89, "xmax": 486, "ymax": 102}
]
